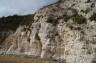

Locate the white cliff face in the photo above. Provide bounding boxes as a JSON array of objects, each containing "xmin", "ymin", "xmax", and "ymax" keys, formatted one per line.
[{"xmin": 3, "ymin": 0, "xmax": 96, "ymax": 63}]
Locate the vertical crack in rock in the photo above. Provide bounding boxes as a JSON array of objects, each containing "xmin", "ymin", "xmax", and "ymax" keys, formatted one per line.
[{"xmin": 38, "ymin": 22, "xmax": 57, "ymax": 58}]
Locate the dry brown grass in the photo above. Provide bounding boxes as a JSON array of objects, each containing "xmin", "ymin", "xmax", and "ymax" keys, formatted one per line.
[{"xmin": 0, "ymin": 55, "xmax": 57, "ymax": 63}]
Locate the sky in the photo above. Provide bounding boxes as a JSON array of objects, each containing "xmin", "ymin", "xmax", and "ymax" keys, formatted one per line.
[{"xmin": 0, "ymin": 0, "xmax": 58, "ymax": 17}]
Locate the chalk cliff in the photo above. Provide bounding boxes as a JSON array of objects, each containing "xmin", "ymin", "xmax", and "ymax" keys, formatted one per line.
[{"xmin": 1, "ymin": 0, "xmax": 96, "ymax": 63}]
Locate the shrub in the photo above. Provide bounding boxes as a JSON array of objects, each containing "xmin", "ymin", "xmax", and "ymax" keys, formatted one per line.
[
  {"xmin": 85, "ymin": 0, "xmax": 91, "ymax": 3},
  {"xmin": 72, "ymin": 15, "xmax": 87, "ymax": 24},
  {"xmin": 81, "ymin": 8, "xmax": 90, "ymax": 14},
  {"xmin": 0, "ymin": 14, "xmax": 34, "ymax": 31},
  {"xmin": 63, "ymin": 15, "xmax": 71, "ymax": 22},
  {"xmin": 90, "ymin": 13, "xmax": 96, "ymax": 21},
  {"xmin": 46, "ymin": 16, "xmax": 58, "ymax": 26}
]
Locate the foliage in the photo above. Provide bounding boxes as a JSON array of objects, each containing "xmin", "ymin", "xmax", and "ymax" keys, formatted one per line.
[
  {"xmin": 90, "ymin": 13, "xmax": 96, "ymax": 21},
  {"xmin": 81, "ymin": 8, "xmax": 90, "ymax": 14},
  {"xmin": 72, "ymin": 15, "xmax": 87, "ymax": 24},
  {"xmin": 46, "ymin": 16, "xmax": 58, "ymax": 26},
  {"xmin": 0, "ymin": 14, "xmax": 34, "ymax": 31}
]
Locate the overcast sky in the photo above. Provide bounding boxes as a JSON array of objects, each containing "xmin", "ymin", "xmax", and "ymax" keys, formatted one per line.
[{"xmin": 0, "ymin": 0, "xmax": 58, "ymax": 17}]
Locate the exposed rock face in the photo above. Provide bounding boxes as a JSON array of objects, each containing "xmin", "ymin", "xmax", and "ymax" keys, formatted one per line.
[
  {"xmin": 0, "ymin": 15, "xmax": 34, "ymax": 45},
  {"xmin": 1, "ymin": 0, "xmax": 96, "ymax": 63}
]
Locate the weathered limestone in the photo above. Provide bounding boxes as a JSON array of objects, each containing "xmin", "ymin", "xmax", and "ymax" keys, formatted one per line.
[{"xmin": 2, "ymin": 0, "xmax": 96, "ymax": 63}]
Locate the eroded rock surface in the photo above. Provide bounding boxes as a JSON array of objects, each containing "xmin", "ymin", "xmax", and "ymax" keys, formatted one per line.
[{"xmin": 1, "ymin": 0, "xmax": 96, "ymax": 63}]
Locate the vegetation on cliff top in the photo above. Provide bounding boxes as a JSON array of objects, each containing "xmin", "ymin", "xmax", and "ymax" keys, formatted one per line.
[{"xmin": 0, "ymin": 14, "xmax": 34, "ymax": 31}]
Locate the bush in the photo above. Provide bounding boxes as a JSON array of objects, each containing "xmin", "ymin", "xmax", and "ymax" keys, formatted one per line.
[
  {"xmin": 46, "ymin": 16, "xmax": 58, "ymax": 26},
  {"xmin": 90, "ymin": 13, "xmax": 96, "ymax": 21},
  {"xmin": 72, "ymin": 15, "xmax": 87, "ymax": 24},
  {"xmin": 0, "ymin": 14, "xmax": 34, "ymax": 31},
  {"xmin": 80, "ymin": 8, "xmax": 90, "ymax": 14}
]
